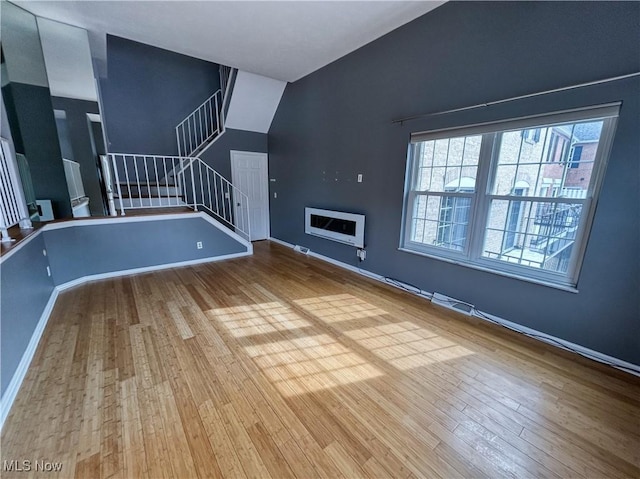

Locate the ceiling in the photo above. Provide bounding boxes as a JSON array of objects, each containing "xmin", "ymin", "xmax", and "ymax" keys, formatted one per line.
[{"xmin": 15, "ymin": 1, "xmax": 444, "ymax": 82}]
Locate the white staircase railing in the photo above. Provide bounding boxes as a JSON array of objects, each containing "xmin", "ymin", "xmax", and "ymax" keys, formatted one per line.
[
  {"xmin": 175, "ymin": 66, "xmax": 235, "ymax": 159},
  {"xmin": 109, "ymin": 153, "xmax": 250, "ymax": 240},
  {"xmin": 0, "ymin": 138, "xmax": 32, "ymax": 242},
  {"xmin": 110, "ymin": 153, "xmax": 192, "ymax": 212},
  {"xmin": 176, "ymin": 90, "xmax": 224, "ymax": 158},
  {"xmin": 188, "ymin": 158, "xmax": 250, "ymax": 239},
  {"xmin": 220, "ymin": 65, "xmax": 232, "ymax": 99}
]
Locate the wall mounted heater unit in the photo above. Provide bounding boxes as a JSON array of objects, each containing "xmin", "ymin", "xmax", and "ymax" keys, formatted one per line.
[{"xmin": 305, "ymin": 207, "xmax": 365, "ymax": 248}]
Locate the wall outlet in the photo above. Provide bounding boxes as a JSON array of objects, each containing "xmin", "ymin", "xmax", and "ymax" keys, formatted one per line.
[
  {"xmin": 357, "ymin": 174, "xmax": 363, "ymax": 183},
  {"xmin": 196, "ymin": 241, "xmax": 203, "ymax": 249},
  {"xmin": 274, "ymin": 192, "xmax": 278, "ymax": 198},
  {"xmin": 357, "ymin": 248, "xmax": 366, "ymax": 261}
]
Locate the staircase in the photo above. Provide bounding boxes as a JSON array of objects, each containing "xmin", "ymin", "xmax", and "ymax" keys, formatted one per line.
[
  {"xmin": 176, "ymin": 65, "xmax": 235, "ymax": 158},
  {"xmin": 108, "ymin": 66, "xmax": 250, "ymax": 240},
  {"xmin": 109, "ymin": 153, "xmax": 250, "ymax": 240}
]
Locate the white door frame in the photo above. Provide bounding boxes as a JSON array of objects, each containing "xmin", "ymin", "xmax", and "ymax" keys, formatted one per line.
[{"xmin": 230, "ymin": 150, "xmax": 270, "ymax": 241}]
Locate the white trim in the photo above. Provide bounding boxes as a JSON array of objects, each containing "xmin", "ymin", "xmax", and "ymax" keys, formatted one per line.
[
  {"xmin": 0, "ymin": 248, "xmax": 251, "ymax": 431},
  {"xmin": 1, "ymin": 212, "xmax": 253, "ymax": 264},
  {"xmin": 198, "ymin": 211, "xmax": 253, "ymax": 251},
  {"xmin": 268, "ymin": 237, "xmax": 295, "ymax": 249},
  {"xmin": 268, "ymin": 237, "xmax": 431, "ymax": 297},
  {"xmin": 470, "ymin": 309, "xmax": 640, "ymax": 376},
  {"xmin": 269, "ymin": 237, "xmax": 639, "ymax": 377},
  {"xmin": 0, "ymin": 289, "xmax": 59, "ymax": 429},
  {"xmin": 56, "ymin": 251, "xmax": 251, "ymax": 292},
  {"xmin": 43, "ymin": 212, "xmax": 201, "ymax": 230},
  {"xmin": 0, "ymin": 228, "xmax": 41, "ymax": 263}
]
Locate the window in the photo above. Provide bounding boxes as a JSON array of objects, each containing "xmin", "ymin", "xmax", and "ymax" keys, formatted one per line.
[
  {"xmin": 521, "ymin": 128, "xmax": 541, "ymax": 143},
  {"xmin": 436, "ymin": 192, "xmax": 473, "ymax": 250},
  {"xmin": 569, "ymin": 145, "xmax": 583, "ymax": 168},
  {"xmin": 502, "ymin": 186, "xmax": 527, "ymax": 251},
  {"xmin": 546, "ymin": 131, "xmax": 569, "ymax": 163},
  {"xmin": 401, "ymin": 105, "xmax": 618, "ymax": 288}
]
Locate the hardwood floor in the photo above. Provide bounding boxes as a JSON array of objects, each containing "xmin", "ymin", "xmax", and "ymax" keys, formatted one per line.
[{"xmin": 2, "ymin": 241, "xmax": 639, "ymax": 478}]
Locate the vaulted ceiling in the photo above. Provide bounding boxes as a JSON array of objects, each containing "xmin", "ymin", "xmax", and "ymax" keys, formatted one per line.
[{"xmin": 16, "ymin": 1, "xmax": 444, "ymax": 82}]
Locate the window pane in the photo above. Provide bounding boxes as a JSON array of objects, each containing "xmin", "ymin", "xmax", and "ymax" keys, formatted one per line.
[
  {"xmin": 492, "ymin": 120, "xmax": 603, "ymax": 199},
  {"xmin": 414, "ymin": 135, "xmax": 481, "ymax": 192},
  {"xmin": 483, "ymin": 199, "xmax": 584, "ymax": 274},
  {"xmin": 410, "ymin": 194, "xmax": 472, "ymax": 252}
]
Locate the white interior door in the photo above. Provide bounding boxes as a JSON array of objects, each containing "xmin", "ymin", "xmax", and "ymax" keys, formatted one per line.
[{"xmin": 230, "ymin": 150, "xmax": 269, "ymax": 241}]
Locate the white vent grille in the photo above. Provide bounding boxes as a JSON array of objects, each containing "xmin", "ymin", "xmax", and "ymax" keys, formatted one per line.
[{"xmin": 431, "ymin": 292, "xmax": 474, "ymax": 316}]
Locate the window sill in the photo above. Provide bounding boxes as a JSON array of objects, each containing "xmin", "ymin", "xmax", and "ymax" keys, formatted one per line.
[{"xmin": 397, "ymin": 247, "xmax": 579, "ymax": 293}]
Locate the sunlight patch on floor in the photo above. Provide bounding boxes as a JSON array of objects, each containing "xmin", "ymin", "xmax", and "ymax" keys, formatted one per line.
[
  {"xmin": 294, "ymin": 294, "xmax": 388, "ymax": 323},
  {"xmin": 209, "ymin": 295, "xmax": 473, "ymax": 395},
  {"xmin": 207, "ymin": 301, "xmax": 311, "ymax": 338},
  {"xmin": 243, "ymin": 333, "xmax": 383, "ymax": 396},
  {"xmin": 344, "ymin": 321, "xmax": 474, "ymax": 369},
  {"xmin": 295, "ymin": 293, "xmax": 475, "ymax": 370},
  {"xmin": 208, "ymin": 300, "xmax": 384, "ymax": 396}
]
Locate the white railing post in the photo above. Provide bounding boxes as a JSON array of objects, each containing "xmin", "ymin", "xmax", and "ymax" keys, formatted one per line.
[
  {"xmin": 180, "ymin": 159, "xmax": 187, "ymax": 207},
  {"xmin": 176, "ymin": 126, "xmax": 182, "ymax": 157},
  {"xmin": 190, "ymin": 158, "xmax": 198, "ymax": 211},
  {"xmin": 245, "ymin": 191, "xmax": 251, "ymax": 240},
  {"xmin": 110, "ymin": 154, "xmax": 125, "ymax": 216},
  {"xmin": 100, "ymin": 155, "xmax": 117, "ymax": 216},
  {"xmin": 214, "ymin": 93, "xmax": 220, "ymax": 135}
]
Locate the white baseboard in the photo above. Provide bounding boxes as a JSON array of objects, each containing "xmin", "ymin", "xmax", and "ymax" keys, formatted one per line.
[
  {"xmin": 0, "ymin": 249, "xmax": 252, "ymax": 431},
  {"xmin": 470, "ymin": 309, "xmax": 640, "ymax": 376},
  {"xmin": 56, "ymin": 251, "xmax": 252, "ymax": 292},
  {"xmin": 269, "ymin": 237, "xmax": 432, "ymax": 297},
  {"xmin": 268, "ymin": 237, "xmax": 640, "ymax": 376},
  {"xmin": 0, "ymin": 289, "xmax": 59, "ymax": 429}
]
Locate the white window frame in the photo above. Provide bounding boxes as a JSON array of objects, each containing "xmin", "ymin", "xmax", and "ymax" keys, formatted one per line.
[{"xmin": 399, "ymin": 104, "xmax": 619, "ymax": 290}]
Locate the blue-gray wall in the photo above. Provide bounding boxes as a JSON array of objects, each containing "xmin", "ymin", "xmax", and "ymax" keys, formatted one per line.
[
  {"xmin": 0, "ymin": 234, "xmax": 55, "ymax": 395},
  {"xmin": 100, "ymin": 35, "xmax": 220, "ymax": 155},
  {"xmin": 268, "ymin": 1, "xmax": 640, "ymax": 363},
  {"xmin": 43, "ymin": 216, "xmax": 247, "ymax": 286},
  {"xmin": 199, "ymin": 128, "xmax": 268, "ymax": 180}
]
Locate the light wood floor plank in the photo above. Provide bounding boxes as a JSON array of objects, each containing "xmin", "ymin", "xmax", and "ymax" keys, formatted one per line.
[{"xmin": 2, "ymin": 241, "xmax": 639, "ymax": 478}]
